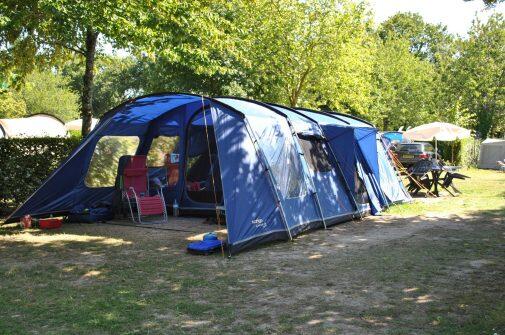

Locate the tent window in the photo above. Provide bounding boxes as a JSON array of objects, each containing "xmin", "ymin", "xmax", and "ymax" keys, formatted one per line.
[
  {"xmin": 85, "ymin": 136, "xmax": 140, "ymax": 188},
  {"xmin": 299, "ymin": 138, "xmax": 333, "ymax": 172},
  {"xmin": 251, "ymin": 119, "xmax": 307, "ymax": 199},
  {"xmin": 147, "ymin": 136, "xmax": 180, "ymax": 167}
]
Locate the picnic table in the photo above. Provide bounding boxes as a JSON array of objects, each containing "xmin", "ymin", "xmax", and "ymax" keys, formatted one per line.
[{"xmin": 407, "ymin": 160, "xmax": 469, "ymax": 197}]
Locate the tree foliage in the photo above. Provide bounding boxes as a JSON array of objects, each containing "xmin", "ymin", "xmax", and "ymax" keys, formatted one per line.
[
  {"xmin": 444, "ymin": 14, "xmax": 505, "ymax": 137},
  {"xmin": 0, "ymin": 0, "xmax": 503, "ymax": 138},
  {"xmin": 232, "ymin": 0, "xmax": 374, "ymax": 114},
  {"xmin": 0, "ymin": 0, "xmax": 237, "ymax": 134},
  {"xmin": 21, "ymin": 70, "xmax": 79, "ymax": 121}
]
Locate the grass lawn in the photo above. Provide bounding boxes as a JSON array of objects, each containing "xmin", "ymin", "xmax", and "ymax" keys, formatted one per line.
[{"xmin": 0, "ymin": 169, "xmax": 504, "ymax": 334}]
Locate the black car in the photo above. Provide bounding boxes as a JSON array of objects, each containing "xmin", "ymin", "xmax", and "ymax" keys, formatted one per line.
[{"xmin": 394, "ymin": 142, "xmax": 436, "ymax": 167}]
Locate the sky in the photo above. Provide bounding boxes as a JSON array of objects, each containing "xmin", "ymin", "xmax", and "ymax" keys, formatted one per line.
[{"xmin": 369, "ymin": 0, "xmax": 505, "ymax": 36}]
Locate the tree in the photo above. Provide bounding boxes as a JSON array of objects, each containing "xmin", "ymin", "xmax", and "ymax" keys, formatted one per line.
[
  {"xmin": 379, "ymin": 13, "xmax": 454, "ymax": 63},
  {"xmin": 464, "ymin": 0, "xmax": 504, "ymax": 7},
  {"xmin": 370, "ymin": 38, "xmax": 440, "ymax": 130},
  {"xmin": 0, "ymin": 91, "xmax": 26, "ymax": 119},
  {"xmin": 444, "ymin": 14, "xmax": 505, "ymax": 138},
  {"xmin": 0, "ymin": 0, "xmax": 236, "ymax": 135},
  {"xmin": 21, "ymin": 70, "xmax": 79, "ymax": 121},
  {"xmin": 231, "ymin": 0, "xmax": 375, "ymax": 115}
]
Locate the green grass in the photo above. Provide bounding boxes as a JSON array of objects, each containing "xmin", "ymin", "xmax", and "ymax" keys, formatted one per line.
[
  {"xmin": 0, "ymin": 169, "xmax": 504, "ymax": 334},
  {"xmin": 386, "ymin": 168, "xmax": 505, "ymax": 217}
]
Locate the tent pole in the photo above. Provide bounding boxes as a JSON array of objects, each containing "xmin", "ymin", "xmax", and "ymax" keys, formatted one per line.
[
  {"xmin": 243, "ymin": 118, "xmax": 293, "ymax": 241},
  {"xmin": 287, "ymin": 121, "xmax": 328, "ymax": 229},
  {"xmin": 435, "ymin": 137, "xmax": 438, "ymax": 161},
  {"xmin": 201, "ymin": 97, "xmax": 226, "ymax": 257}
]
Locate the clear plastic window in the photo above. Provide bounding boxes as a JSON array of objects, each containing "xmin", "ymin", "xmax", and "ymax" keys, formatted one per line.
[
  {"xmin": 147, "ymin": 136, "xmax": 180, "ymax": 167},
  {"xmin": 250, "ymin": 117, "xmax": 307, "ymax": 199},
  {"xmin": 85, "ymin": 136, "xmax": 140, "ymax": 187}
]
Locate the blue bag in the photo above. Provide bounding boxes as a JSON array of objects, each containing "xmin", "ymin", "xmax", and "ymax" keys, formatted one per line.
[{"xmin": 187, "ymin": 239, "xmax": 224, "ymax": 255}]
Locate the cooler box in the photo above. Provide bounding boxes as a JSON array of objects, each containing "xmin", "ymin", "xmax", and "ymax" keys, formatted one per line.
[{"xmin": 39, "ymin": 218, "xmax": 63, "ymax": 229}]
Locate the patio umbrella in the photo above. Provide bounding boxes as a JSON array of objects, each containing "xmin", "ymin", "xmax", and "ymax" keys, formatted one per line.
[
  {"xmin": 65, "ymin": 118, "xmax": 99, "ymax": 131},
  {"xmin": 403, "ymin": 122, "xmax": 471, "ymax": 160}
]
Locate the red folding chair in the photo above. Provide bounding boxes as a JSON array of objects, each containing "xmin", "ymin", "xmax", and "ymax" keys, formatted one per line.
[{"xmin": 122, "ymin": 155, "xmax": 168, "ymax": 224}]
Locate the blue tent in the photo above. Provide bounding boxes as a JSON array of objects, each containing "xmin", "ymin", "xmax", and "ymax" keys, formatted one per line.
[
  {"xmin": 294, "ymin": 108, "xmax": 395, "ymax": 214},
  {"xmin": 7, "ymin": 93, "xmax": 409, "ymax": 253},
  {"xmin": 8, "ymin": 93, "xmax": 363, "ymax": 254}
]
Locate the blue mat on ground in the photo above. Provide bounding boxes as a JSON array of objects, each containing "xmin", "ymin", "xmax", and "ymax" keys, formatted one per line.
[{"xmin": 187, "ymin": 234, "xmax": 225, "ymax": 255}]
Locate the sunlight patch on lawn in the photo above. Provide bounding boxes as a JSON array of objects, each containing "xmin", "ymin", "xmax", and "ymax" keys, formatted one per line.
[{"xmin": 0, "ymin": 232, "xmax": 132, "ymax": 247}]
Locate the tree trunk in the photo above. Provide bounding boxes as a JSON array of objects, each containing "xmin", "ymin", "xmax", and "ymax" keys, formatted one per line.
[{"xmin": 81, "ymin": 27, "xmax": 98, "ymax": 136}]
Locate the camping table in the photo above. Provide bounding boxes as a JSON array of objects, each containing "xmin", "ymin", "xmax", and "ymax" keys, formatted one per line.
[{"xmin": 430, "ymin": 165, "xmax": 461, "ymax": 197}]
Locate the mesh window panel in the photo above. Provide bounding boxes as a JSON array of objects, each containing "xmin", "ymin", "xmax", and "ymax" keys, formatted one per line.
[
  {"xmin": 299, "ymin": 138, "xmax": 333, "ymax": 172},
  {"xmin": 85, "ymin": 136, "xmax": 140, "ymax": 187}
]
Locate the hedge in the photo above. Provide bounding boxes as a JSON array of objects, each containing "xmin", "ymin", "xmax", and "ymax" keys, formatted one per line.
[
  {"xmin": 0, "ymin": 137, "xmax": 81, "ymax": 215},
  {"xmin": 437, "ymin": 138, "xmax": 481, "ymax": 167}
]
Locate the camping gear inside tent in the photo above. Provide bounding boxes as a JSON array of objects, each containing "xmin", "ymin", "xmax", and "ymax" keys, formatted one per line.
[
  {"xmin": 65, "ymin": 118, "xmax": 99, "ymax": 132},
  {"xmin": 478, "ymin": 138, "xmax": 505, "ymax": 170},
  {"xmin": 7, "ymin": 93, "xmax": 362, "ymax": 254},
  {"xmin": 0, "ymin": 114, "xmax": 68, "ymax": 138},
  {"xmin": 403, "ymin": 122, "xmax": 471, "ymax": 160}
]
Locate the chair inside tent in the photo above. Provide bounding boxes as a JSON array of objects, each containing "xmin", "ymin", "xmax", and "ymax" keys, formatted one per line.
[{"xmin": 7, "ymin": 93, "xmax": 409, "ymax": 254}]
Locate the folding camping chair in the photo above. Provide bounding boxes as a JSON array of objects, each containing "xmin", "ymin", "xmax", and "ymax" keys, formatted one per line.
[
  {"xmin": 406, "ymin": 159, "xmax": 434, "ymax": 195},
  {"xmin": 122, "ymin": 155, "xmax": 168, "ymax": 224}
]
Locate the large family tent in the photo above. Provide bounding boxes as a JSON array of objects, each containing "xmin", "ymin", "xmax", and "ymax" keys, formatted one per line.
[
  {"xmin": 7, "ymin": 93, "xmax": 409, "ymax": 254},
  {"xmin": 8, "ymin": 93, "xmax": 362, "ymax": 254}
]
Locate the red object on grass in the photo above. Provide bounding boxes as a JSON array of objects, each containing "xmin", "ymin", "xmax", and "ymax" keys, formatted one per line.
[
  {"xmin": 39, "ymin": 218, "xmax": 62, "ymax": 229},
  {"xmin": 122, "ymin": 155, "xmax": 168, "ymax": 223}
]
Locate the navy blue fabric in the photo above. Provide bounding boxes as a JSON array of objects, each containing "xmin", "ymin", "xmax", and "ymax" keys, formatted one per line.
[
  {"xmin": 354, "ymin": 128, "xmax": 388, "ymax": 211},
  {"xmin": 210, "ymin": 105, "xmax": 288, "ymax": 252},
  {"xmin": 8, "ymin": 94, "xmax": 203, "ymax": 221},
  {"xmin": 214, "ymin": 98, "xmax": 320, "ymax": 236},
  {"xmin": 315, "ymin": 124, "xmax": 385, "ymax": 214}
]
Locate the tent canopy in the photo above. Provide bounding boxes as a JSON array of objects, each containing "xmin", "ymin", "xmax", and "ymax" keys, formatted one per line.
[{"xmin": 403, "ymin": 122, "xmax": 471, "ymax": 142}]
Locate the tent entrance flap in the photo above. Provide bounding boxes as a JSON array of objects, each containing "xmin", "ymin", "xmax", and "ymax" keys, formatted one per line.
[{"xmin": 185, "ymin": 110, "xmax": 222, "ymax": 205}]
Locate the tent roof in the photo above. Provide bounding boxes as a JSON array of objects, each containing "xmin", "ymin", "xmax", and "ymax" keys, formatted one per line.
[
  {"xmin": 295, "ymin": 108, "xmax": 349, "ymax": 127},
  {"xmin": 482, "ymin": 138, "xmax": 505, "ymax": 145},
  {"xmin": 0, "ymin": 114, "xmax": 68, "ymax": 138}
]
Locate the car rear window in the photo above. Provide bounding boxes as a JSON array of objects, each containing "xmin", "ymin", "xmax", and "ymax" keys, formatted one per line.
[{"xmin": 398, "ymin": 144, "xmax": 422, "ymax": 152}]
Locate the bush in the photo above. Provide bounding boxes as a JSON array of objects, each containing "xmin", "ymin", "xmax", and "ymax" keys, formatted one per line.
[
  {"xmin": 0, "ymin": 137, "xmax": 81, "ymax": 214},
  {"xmin": 437, "ymin": 138, "xmax": 481, "ymax": 167}
]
